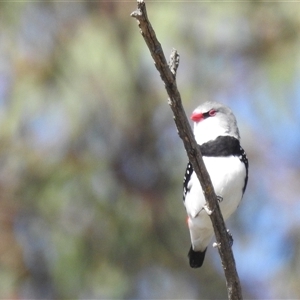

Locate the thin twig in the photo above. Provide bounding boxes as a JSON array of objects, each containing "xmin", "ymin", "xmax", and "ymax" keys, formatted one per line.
[{"xmin": 131, "ymin": 1, "xmax": 243, "ymax": 299}]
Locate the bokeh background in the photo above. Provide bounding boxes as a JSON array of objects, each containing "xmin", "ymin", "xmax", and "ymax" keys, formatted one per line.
[{"xmin": 0, "ymin": 1, "xmax": 300, "ymax": 299}]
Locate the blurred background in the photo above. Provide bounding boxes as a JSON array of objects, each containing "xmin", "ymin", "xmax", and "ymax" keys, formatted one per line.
[{"xmin": 0, "ymin": 1, "xmax": 300, "ymax": 299}]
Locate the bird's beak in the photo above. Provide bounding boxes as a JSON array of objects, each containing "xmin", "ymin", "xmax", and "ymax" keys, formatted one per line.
[{"xmin": 191, "ymin": 112, "xmax": 203, "ymax": 122}]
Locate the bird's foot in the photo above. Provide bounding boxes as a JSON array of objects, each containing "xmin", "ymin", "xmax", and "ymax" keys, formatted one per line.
[
  {"xmin": 203, "ymin": 203, "xmax": 214, "ymax": 215},
  {"xmin": 216, "ymin": 195, "xmax": 223, "ymax": 202},
  {"xmin": 203, "ymin": 196, "xmax": 222, "ymax": 215}
]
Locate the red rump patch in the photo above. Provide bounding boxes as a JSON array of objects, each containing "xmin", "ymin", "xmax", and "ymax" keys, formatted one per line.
[{"xmin": 186, "ymin": 216, "xmax": 190, "ymax": 225}]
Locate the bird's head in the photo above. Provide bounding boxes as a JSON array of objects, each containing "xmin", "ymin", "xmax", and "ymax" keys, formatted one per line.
[{"xmin": 191, "ymin": 101, "xmax": 240, "ymax": 145}]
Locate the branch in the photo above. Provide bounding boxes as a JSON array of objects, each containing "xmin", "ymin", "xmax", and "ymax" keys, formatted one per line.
[{"xmin": 131, "ymin": 1, "xmax": 243, "ymax": 299}]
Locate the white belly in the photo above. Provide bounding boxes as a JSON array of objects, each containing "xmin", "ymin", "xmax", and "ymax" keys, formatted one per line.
[{"xmin": 184, "ymin": 156, "xmax": 246, "ymax": 251}]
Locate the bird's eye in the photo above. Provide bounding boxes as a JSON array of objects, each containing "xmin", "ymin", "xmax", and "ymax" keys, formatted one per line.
[{"xmin": 209, "ymin": 109, "xmax": 216, "ymax": 116}]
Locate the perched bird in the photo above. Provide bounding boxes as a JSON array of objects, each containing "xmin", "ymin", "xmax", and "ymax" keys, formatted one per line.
[{"xmin": 183, "ymin": 101, "xmax": 248, "ymax": 268}]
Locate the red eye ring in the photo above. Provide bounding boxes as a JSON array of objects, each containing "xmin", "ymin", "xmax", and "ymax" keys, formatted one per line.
[{"xmin": 209, "ymin": 109, "xmax": 216, "ymax": 117}]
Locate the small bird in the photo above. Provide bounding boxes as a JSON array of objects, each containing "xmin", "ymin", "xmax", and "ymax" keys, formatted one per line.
[{"xmin": 183, "ymin": 101, "xmax": 248, "ymax": 268}]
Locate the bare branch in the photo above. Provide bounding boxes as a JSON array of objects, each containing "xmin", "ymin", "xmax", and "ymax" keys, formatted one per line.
[{"xmin": 131, "ymin": 1, "xmax": 243, "ymax": 299}]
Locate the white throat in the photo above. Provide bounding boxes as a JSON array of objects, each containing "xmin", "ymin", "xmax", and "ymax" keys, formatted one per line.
[{"xmin": 193, "ymin": 118, "xmax": 233, "ymax": 145}]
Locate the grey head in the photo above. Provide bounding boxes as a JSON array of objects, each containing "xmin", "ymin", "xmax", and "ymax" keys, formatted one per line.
[{"xmin": 191, "ymin": 101, "xmax": 240, "ymax": 144}]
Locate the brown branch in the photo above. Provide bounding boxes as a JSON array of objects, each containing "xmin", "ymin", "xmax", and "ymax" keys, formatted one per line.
[{"xmin": 131, "ymin": 1, "xmax": 243, "ymax": 299}]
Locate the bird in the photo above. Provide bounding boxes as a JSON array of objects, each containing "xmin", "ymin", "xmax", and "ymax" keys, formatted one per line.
[{"xmin": 183, "ymin": 101, "xmax": 248, "ymax": 268}]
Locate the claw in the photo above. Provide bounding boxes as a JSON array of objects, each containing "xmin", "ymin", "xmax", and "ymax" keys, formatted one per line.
[
  {"xmin": 203, "ymin": 203, "xmax": 213, "ymax": 215},
  {"xmin": 217, "ymin": 195, "xmax": 223, "ymax": 202}
]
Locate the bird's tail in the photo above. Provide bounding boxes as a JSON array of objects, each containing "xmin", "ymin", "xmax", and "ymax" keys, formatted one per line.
[{"xmin": 188, "ymin": 246, "xmax": 207, "ymax": 268}]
